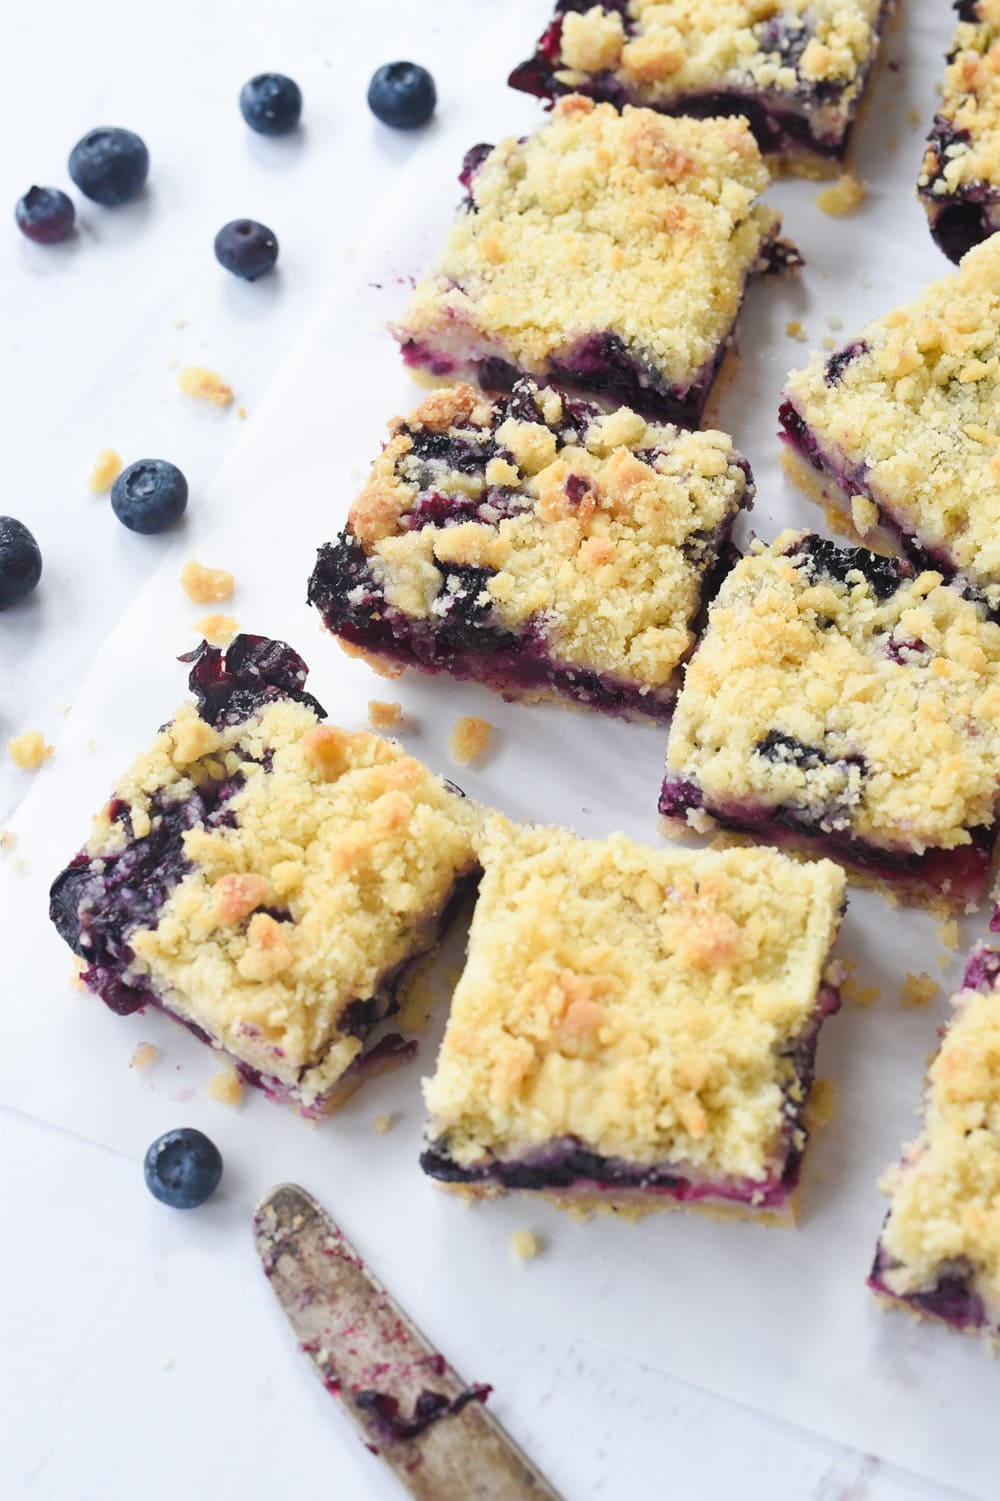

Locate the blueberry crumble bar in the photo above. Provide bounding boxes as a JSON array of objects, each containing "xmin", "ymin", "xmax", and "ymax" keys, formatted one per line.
[
  {"xmin": 508, "ymin": 1, "xmax": 894, "ymax": 177},
  {"xmin": 918, "ymin": 0, "xmax": 1000, "ymax": 263},
  {"xmin": 659, "ymin": 532, "xmax": 1000, "ymax": 914},
  {"xmin": 780, "ymin": 236, "xmax": 1000, "ymax": 616},
  {"xmin": 307, "ymin": 382, "xmax": 752, "ymax": 721},
  {"xmin": 392, "ymin": 97, "xmax": 790, "ymax": 426},
  {"xmin": 868, "ymin": 945, "xmax": 1000, "ymax": 1343},
  {"xmin": 421, "ymin": 816, "xmax": 846, "ymax": 1221},
  {"xmin": 48, "ymin": 635, "xmax": 478, "ymax": 1115}
]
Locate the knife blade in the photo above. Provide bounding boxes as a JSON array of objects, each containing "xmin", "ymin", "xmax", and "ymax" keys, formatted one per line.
[{"xmin": 252, "ymin": 1183, "xmax": 562, "ymax": 1501}]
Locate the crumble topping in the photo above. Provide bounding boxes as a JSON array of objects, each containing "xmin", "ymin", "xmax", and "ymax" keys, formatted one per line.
[
  {"xmin": 528, "ymin": 2, "xmax": 884, "ymax": 109},
  {"xmin": 449, "ymin": 716, "xmax": 493, "ymax": 765},
  {"xmin": 373, "ymin": 1111, "xmax": 399, "ymax": 1134},
  {"xmin": 394, "ymin": 98, "xmax": 779, "ymax": 393},
  {"xmin": 327, "ymin": 381, "xmax": 750, "ymax": 695},
  {"xmin": 664, "ymin": 530, "xmax": 1000, "ymax": 853},
  {"xmin": 918, "ymin": 2, "xmax": 1000, "ymax": 203},
  {"xmin": 207, "ymin": 1067, "xmax": 243, "ymax": 1106},
  {"xmin": 80, "ymin": 693, "xmax": 477, "ymax": 1105},
  {"xmin": 783, "ymin": 237, "xmax": 1000, "ymax": 609},
  {"xmin": 815, "ymin": 172, "xmax": 867, "ymax": 214},
  {"xmin": 8, "ymin": 730, "xmax": 53, "ymax": 770},
  {"xmin": 901, "ymin": 972, "xmax": 942, "ymax": 1009},
  {"xmin": 181, "ymin": 560, "xmax": 235, "ymax": 605},
  {"xmin": 510, "ymin": 1229, "xmax": 540, "ymax": 1260},
  {"xmin": 178, "ymin": 365, "xmax": 235, "ymax": 407},
  {"xmin": 194, "ymin": 613, "xmax": 239, "ymax": 647},
  {"xmin": 0, "ymin": 829, "xmax": 16, "ymax": 853},
  {"xmin": 423, "ymin": 815, "xmax": 845, "ymax": 1179},
  {"xmin": 89, "ymin": 448, "xmax": 122, "ymax": 493},
  {"xmin": 129, "ymin": 1042, "xmax": 158, "ymax": 1069},
  {"xmin": 877, "ymin": 962, "xmax": 1000, "ymax": 1311},
  {"xmin": 368, "ymin": 700, "xmax": 403, "ymax": 731}
]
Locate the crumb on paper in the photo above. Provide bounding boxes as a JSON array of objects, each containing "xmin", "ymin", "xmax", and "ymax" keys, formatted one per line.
[
  {"xmin": 511, "ymin": 1229, "xmax": 541, "ymax": 1261},
  {"xmin": 842, "ymin": 974, "xmax": 880, "ymax": 1009},
  {"xmin": 901, "ymin": 972, "xmax": 942, "ymax": 1010},
  {"xmin": 162, "ymin": 1356, "xmax": 175, "ymax": 1370},
  {"xmin": 850, "ymin": 495, "xmax": 880, "ymax": 537},
  {"xmin": 937, "ymin": 919, "xmax": 960, "ymax": 952},
  {"xmin": 130, "ymin": 1042, "xmax": 159, "ymax": 1070},
  {"xmin": 178, "ymin": 365, "xmax": 234, "ymax": 407},
  {"xmin": 0, "ymin": 829, "xmax": 16, "ymax": 853},
  {"xmin": 821, "ymin": 336, "xmax": 836, "ymax": 350},
  {"xmin": 784, "ymin": 320, "xmax": 809, "ymax": 343},
  {"xmin": 808, "ymin": 1078, "xmax": 838, "ymax": 1128},
  {"xmin": 237, "ymin": 406, "xmax": 247, "ymax": 420},
  {"xmin": 173, "ymin": 317, "xmax": 187, "ymax": 329},
  {"xmin": 827, "ymin": 315, "xmax": 843, "ymax": 331},
  {"xmin": 56, "ymin": 700, "xmax": 71, "ymax": 715},
  {"xmin": 206, "ymin": 1067, "xmax": 243, "ymax": 1107},
  {"xmin": 815, "ymin": 173, "xmax": 867, "ymax": 217},
  {"xmin": 194, "ymin": 612, "xmax": 239, "ymax": 647},
  {"xmin": 86, "ymin": 738, "xmax": 96, "ymax": 752},
  {"xmin": 89, "ymin": 448, "xmax": 122, "ymax": 493},
  {"xmin": 373, "ymin": 1112, "xmax": 399, "ymax": 1135},
  {"xmin": 906, "ymin": 106, "xmax": 922, "ymax": 130},
  {"xmin": 368, "ymin": 699, "xmax": 403, "ymax": 731},
  {"xmin": 181, "ymin": 559, "xmax": 235, "ymax": 604},
  {"xmin": 449, "ymin": 715, "xmax": 493, "ymax": 764},
  {"xmin": 8, "ymin": 731, "xmax": 53, "ymax": 770}
]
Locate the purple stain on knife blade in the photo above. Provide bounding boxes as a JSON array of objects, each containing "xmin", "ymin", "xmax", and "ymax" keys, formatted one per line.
[{"xmin": 353, "ymin": 1383, "xmax": 492, "ymax": 1442}]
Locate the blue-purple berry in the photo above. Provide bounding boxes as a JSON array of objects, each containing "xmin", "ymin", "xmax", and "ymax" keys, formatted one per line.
[
  {"xmin": 111, "ymin": 460, "xmax": 188, "ymax": 534},
  {"xmin": 367, "ymin": 62, "xmax": 436, "ymax": 130},
  {"xmin": 214, "ymin": 218, "xmax": 279, "ymax": 280},
  {"xmin": 15, "ymin": 186, "xmax": 75, "ymax": 245},
  {"xmin": 144, "ymin": 1128, "xmax": 223, "ymax": 1208},
  {"xmin": 0, "ymin": 516, "xmax": 43, "ymax": 610},
  {"xmin": 68, "ymin": 127, "xmax": 149, "ymax": 206},
  {"xmin": 240, "ymin": 73, "xmax": 302, "ymax": 135}
]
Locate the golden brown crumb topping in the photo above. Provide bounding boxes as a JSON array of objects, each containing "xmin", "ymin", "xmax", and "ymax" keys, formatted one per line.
[
  {"xmin": 8, "ymin": 730, "xmax": 53, "ymax": 770},
  {"xmin": 395, "ymin": 99, "xmax": 778, "ymax": 389},
  {"xmin": 89, "ymin": 449, "xmax": 122, "ymax": 493},
  {"xmin": 368, "ymin": 700, "xmax": 403, "ymax": 731},
  {"xmin": 665, "ymin": 530, "xmax": 1000, "ymax": 852},
  {"xmin": 919, "ymin": 2, "xmax": 1000, "ymax": 200},
  {"xmin": 449, "ymin": 716, "xmax": 493, "ymax": 764},
  {"xmin": 87, "ymin": 697, "xmax": 478, "ymax": 1106},
  {"xmin": 181, "ymin": 560, "xmax": 235, "ymax": 605},
  {"xmin": 815, "ymin": 171, "xmax": 867, "ymax": 215},
  {"xmin": 193, "ymin": 613, "xmax": 239, "ymax": 647},
  {"xmin": 347, "ymin": 382, "xmax": 750, "ymax": 692},
  {"xmin": 783, "ymin": 238, "xmax": 1000, "ymax": 609},
  {"xmin": 178, "ymin": 365, "xmax": 235, "ymax": 407},
  {"xmin": 423, "ymin": 815, "xmax": 845, "ymax": 1178},
  {"xmin": 878, "ymin": 964, "xmax": 1000, "ymax": 1310},
  {"xmin": 553, "ymin": 2, "xmax": 884, "ymax": 106}
]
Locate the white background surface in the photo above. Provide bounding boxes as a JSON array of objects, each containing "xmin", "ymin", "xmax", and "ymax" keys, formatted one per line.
[{"xmin": 0, "ymin": 2, "xmax": 989, "ymax": 1499}]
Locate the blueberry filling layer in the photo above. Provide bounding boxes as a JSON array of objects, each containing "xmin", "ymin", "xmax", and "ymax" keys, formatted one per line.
[
  {"xmin": 867, "ymin": 1249, "xmax": 989, "ymax": 1331},
  {"xmin": 421, "ymin": 984, "xmax": 840, "ymax": 1208},
  {"xmin": 920, "ymin": 116, "xmax": 1000, "ymax": 263}
]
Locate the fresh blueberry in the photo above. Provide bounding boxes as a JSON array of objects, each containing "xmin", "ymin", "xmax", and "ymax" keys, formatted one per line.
[
  {"xmin": 144, "ymin": 1128, "xmax": 223, "ymax": 1209},
  {"xmin": 214, "ymin": 219, "xmax": 279, "ymax": 280},
  {"xmin": 367, "ymin": 62, "xmax": 436, "ymax": 130},
  {"xmin": 111, "ymin": 460, "xmax": 188, "ymax": 534},
  {"xmin": 239, "ymin": 73, "xmax": 302, "ymax": 135},
  {"xmin": 0, "ymin": 516, "xmax": 42, "ymax": 610},
  {"xmin": 68, "ymin": 127, "xmax": 149, "ymax": 206},
  {"xmin": 15, "ymin": 186, "xmax": 75, "ymax": 245}
]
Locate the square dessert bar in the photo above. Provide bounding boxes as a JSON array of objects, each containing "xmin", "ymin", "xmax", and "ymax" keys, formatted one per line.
[
  {"xmin": 393, "ymin": 97, "xmax": 790, "ymax": 425},
  {"xmin": 508, "ymin": 1, "xmax": 894, "ymax": 177},
  {"xmin": 420, "ymin": 816, "xmax": 846, "ymax": 1222},
  {"xmin": 307, "ymin": 381, "xmax": 753, "ymax": 722},
  {"xmin": 780, "ymin": 236, "xmax": 1000, "ymax": 618},
  {"xmin": 660, "ymin": 532, "xmax": 1000, "ymax": 914},
  {"xmin": 48, "ymin": 635, "xmax": 478, "ymax": 1115},
  {"xmin": 918, "ymin": 0, "xmax": 1000, "ymax": 263},
  {"xmin": 869, "ymin": 945, "xmax": 1000, "ymax": 1344}
]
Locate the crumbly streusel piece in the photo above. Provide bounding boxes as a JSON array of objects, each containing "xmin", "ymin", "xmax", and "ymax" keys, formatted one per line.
[
  {"xmin": 780, "ymin": 237, "xmax": 1000, "ymax": 615},
  {"xmin": 509, "ymin": 1, "xmax": 893, "ymax": 178},
  {"xmin": 660, "ymin": 531, "xmax": 1000, "ymax": 914},
  {"xmin": 392, "ymin": 98, "xmax": 787, "ymax": 425},
  {"xmin": 869, "ymin": 946, "xmax": 1000, "ymax": 1343},
  {"xmin": 49, "ymin": 635, "xmax": 478, "ymax": 1115},
  {"xmin": 918, "ymin": 0, "xmax": 1000, "ymax": 262},
  {"xmin": 308, "ymin": 381, "xmax": 752, "ymax": 722},
  {"xmin": 421, "ymin": 815, "xmax": 846, "ymax": 1221}
]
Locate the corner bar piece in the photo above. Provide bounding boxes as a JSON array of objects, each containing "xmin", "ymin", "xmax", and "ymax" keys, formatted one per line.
[
  {"xmin": 508, "ymin": 1, "xmax": 895, "ymax": 178},
  {"xmin": 392, "ymin": 97, "xmax": 791, "ymax": 425},
  {"xmin": 49, "ymin": 635, "xmax": 478, "ymax": 1114},
  {"xmin": 308, "ymin": 381, "xmax": 752, "ymax": 722},
  {"xmin": 659, "ymin": 532, "xmax": 1000, "ymax": 914},
  {"xmin": 869, "ymin": 944, "xmax": 1000, "ymax": 1344},
  {"xmin": 421, "ymin": 816, "xmax": 846, "ymax": 1223}
]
